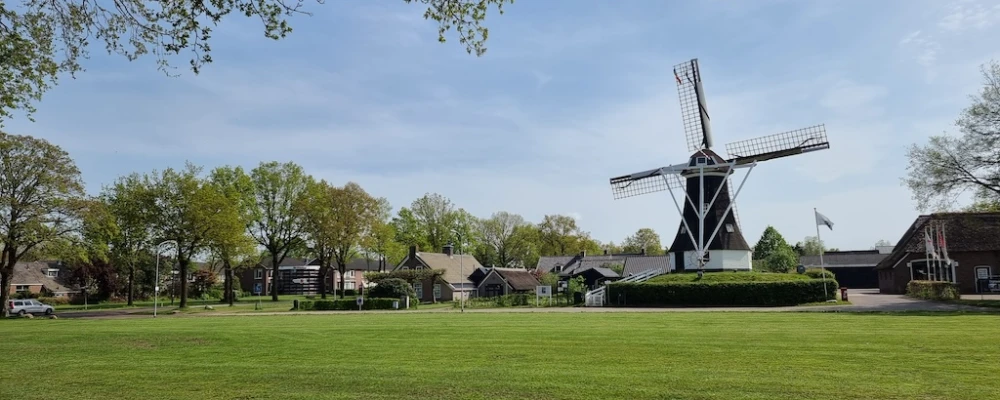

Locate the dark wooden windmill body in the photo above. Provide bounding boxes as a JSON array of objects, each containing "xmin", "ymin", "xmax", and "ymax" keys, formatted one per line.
[{"xmin": 609, "ymin": 59, "xmax": 831, "ymax": 273}]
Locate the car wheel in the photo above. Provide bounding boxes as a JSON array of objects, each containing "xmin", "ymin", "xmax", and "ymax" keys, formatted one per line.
[
  {"xmin": 17, "ymin": 310, "xmax": 26, "ymax": 316},
  {"xmin": 45, "ymin": 308, "xmax": 53, "ymax": 315}
]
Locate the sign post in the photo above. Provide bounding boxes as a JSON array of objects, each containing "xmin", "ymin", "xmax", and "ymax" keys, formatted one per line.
[
  {"xmin": 536, "ymin": 285, "xmax": 552, "ymax": 307},
  {"xmin": 253, "ymin": 283, "xmax": 262, "ymax": 311},
  {"xmin": 356, "ymin": 296, "xmax": 364, "ymax": 311}
]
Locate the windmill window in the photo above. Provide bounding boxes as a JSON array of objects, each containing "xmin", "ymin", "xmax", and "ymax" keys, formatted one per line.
[
  {"xmin": 725, "ymin": 224, "xmax": 734, "ymax": 233},
  {"xmin": 695, "ymin": 157, "xmax": 707, "ymax": 165},
  {"xmin": 680, "ymin": 226, "xmax": 687, "ymax": 234}
]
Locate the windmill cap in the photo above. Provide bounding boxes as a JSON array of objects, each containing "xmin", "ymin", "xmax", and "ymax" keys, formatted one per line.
[{"xmin": 687, "ymin": 149, "xmax": 727, "ymax": 167}]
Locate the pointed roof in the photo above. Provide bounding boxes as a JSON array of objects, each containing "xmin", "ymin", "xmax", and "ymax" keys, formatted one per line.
[{"xmin": 876, "ymin": 212, "xmax": 1000, "ymax": 270}]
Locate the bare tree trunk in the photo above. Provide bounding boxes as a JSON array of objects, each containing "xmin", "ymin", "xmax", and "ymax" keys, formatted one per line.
[
  {"xmin": 224, "ymin": 263, "xmax": 235, "ymax": 306},
  {"xmin": 270, "ymin": 253, "xmax": 280, "ymax": 301},
  {"xmin": 178, "ymin": 259, "xmax": 190, "ymax": 308},
  {"xmin": 0, "ymin": 269, "xmax": 12, "ymax": 318},
  {"xmin": 339, "ymin": 265, "xmax": 346, "ymax": 299},
  {"xmin": 127, "ymin": 267, "xmax": 135, "ymax": 306},
  {"xmin": 319, "ymin": 265, "xmax": 328, "ymax": 300}
]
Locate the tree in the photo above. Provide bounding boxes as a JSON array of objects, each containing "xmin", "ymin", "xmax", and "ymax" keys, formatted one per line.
[
  {"xmin": 247, "ymin": 161, "xmax": 311, "ymax": 301},
  {"xmin": 409, "ymin": 192, "xmax": 459, "ymax": 251},
  {"xmin": 621, "ymin": 228, "xmax": 664, "ymax": 255},
  {"xmin": 363, "ymin": 197, "xmax": 402, "ymax": 272},
  {"xmin": 1, "ymin": 0, "xmax": 512, "ymax": 123},
  {"xmin": 146, "ymin": 163, "xmax": 230, "ymax": 308},
  {"xmin": 752, "ymin": 226, "xmax": 789, "ymax": 261},
  {"xmin": 329, "ymin": 182, "xmax": 379, "ymax": 299},
  {"xmin": 0, "ymin": 132, "xmax": 84, "ymax": 317},
  {"xmin": 761, "ymin": 246, "xmax": 798, "ymax": 273},
  {"xmin": 477, "ymin": 211, "xmax": 532, "ymax": 267},
  {"xmin": 537, "ymin": 214, "xmax": 582, "ymax": 256},
  {"xmin": 391, "ymin": 207, "xmax": 429, "ymax": 250},
  {"xmin": 99, "ymin": 173, "xmax": 157, "ymax": 306},
  {"xmin": 905, "ymin": 60, "xmax": 1000, "ymax": 211},
  {"xmin": 190, "ymin": 269, "xmax": 219, "ymax": 299},
  {"xmin": 207, "ymin": 166, "xmax": 258, "ymax": 306},
  {"xmin": 795, "ymin": 236, "xmax": 827, "ymax": 257},
  {"xmin": 297, "ymin": 179, "xmax": 337, "ymax": 299}
]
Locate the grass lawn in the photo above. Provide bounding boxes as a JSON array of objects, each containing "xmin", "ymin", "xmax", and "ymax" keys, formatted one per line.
[{"xmin": 2, "ymin": 313, "xmax": 998, "ymax": 399}]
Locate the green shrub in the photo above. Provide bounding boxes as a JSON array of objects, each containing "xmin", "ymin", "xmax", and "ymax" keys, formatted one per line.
[
  {"xmin": 299, "ymin": 298, "xmax": 402, "ymax": 311},
  {"xmin": 460, "ymin": 294, "xmax": 574, "ymax": 308},
  {"xmin": 369, "ymin": 278, "xmax": 416, "ymax": 299},
  {"xmin": 648, "ymin": 272, "xmax": 810, "ymax": 284},
  {"xmin": 803, "ymin": 268, "xmax": 836, "ymax": 280},
  {"xmin": 38, "ymin": 297, "xmax": 70, "ymax": 305},
  {"xmin": 906, "ymin": 280, "xmax": 960, "ymax": 301},
  {"xmin": 607, "ymin": 279, "xmax": 839, "ymax": 307}
]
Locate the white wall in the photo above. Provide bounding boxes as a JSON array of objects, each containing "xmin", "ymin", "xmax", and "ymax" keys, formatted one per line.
[{"xmin": 678, "ymin": 250, "xmax": 752, "ymax": 271}]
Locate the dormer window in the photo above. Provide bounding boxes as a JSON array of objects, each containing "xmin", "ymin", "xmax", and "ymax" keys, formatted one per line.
[
  {"xmin": 46, "ymin": 269, "xmax": 58, "ymax": 278},
  {"xmin": 725, "ymin": 224, "xmax": 735, "ymax": 233},
  {"xmin": 695, "ymin": 157, "xmax": 707, "ymax": 165}
]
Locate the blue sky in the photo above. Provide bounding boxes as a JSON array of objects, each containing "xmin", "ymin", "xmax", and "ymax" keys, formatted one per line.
[{"xmin": 6, "ymin": 0, "xmax": 1000, "ymax": 251}]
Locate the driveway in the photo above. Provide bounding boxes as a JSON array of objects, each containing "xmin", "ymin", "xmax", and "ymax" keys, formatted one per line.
[{"xmin": 806, "ymin": 289, "xmax": 994, "ymax": 312}]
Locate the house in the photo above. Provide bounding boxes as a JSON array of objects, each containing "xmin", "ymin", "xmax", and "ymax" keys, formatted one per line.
[
  {"xmin": 876, "ymin": 212, "xmax": 1000, "ymax": 294},
  {"xmin": 393, "ymin": 245, "xmax": 484, "ymax": 303},
  {"xmin": 239, "ymin": 257, "xmax": 383, "ymax": 296},
  {"xmin": 475, "ymin": 267, "xmax": 541, "ymax": 297},
  {"xmin": 535, "ymin": 249, "xmax": 671, "ymax": 289},
  {"xmin": 800, "ymin": 249, "xmax": 891, "ymax": 289},
  {"xmin": 8, "ymin": 261, "xmax": 79, "ymax": 298}
]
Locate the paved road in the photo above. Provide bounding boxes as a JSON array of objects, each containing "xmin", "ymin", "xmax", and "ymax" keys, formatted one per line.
[{"xmin": 47, "ymin": 289, "xmax": 997, "ymax": 319}]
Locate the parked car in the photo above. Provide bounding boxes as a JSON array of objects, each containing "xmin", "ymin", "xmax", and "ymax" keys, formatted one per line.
[{"xmin": 8, "ymin": 299, "xmax": 55, "ymax": 316}]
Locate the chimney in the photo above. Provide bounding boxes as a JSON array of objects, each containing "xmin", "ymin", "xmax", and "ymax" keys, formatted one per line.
[
  {"xmin": 579, "ymin": 250, "xmax": 586, "ymax": 258},
  {"xmin": 409, "ymin": 245, "xmax": 418, "ymax": 259},
  {"xmin": 442, "ymin": 244, "xmax": 454, "ymax": 256},
  {"xmin": 603, "ymin": 249, "xmax": 608, "ymax": 256},
  {"xmin": 640, "ymin": 248, "xmax": 646, "ymax": 256}
]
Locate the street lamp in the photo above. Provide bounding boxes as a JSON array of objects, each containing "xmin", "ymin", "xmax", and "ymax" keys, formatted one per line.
[{"xmin": 154, "ymin": 240, "xmax": 178, "ymax": 318}]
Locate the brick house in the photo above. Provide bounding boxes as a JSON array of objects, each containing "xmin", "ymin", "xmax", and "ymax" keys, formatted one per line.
[
  {"xmin": 475, "ymin": 267, "xmax": 541, "ymax": 297},
  {"xmin": 239, "ymin": 257, "xmax": 382, "ymax": 296},
  {"xmin": 8, "ymin": 261, "xmax": 79, "ymax": 298},
  {"xmin": 393, "ymin": 245, "xmax": 484, "ymax": 303},
  {"xmin": 876, "ymin": 212, "xmax": 1000, "ymax": 294}
]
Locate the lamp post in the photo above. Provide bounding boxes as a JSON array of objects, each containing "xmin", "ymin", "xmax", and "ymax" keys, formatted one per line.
[{"xmin": 154, "ymin": 240, "xmax": 177, "ymax": 318}]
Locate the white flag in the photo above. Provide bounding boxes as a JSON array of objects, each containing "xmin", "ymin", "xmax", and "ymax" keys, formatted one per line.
[
  {"xmin": 925, "ymin": 225, "xmax": 938, "ymax": 260},
  {"xmin": 815, "ymin": 210, "xmax": 834, "ymax": 230}
]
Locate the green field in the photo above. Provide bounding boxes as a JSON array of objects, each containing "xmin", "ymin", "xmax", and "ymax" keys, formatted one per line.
[{"xmin": 2, "ymin": 312, "xmax": 998, "ymax": 399}]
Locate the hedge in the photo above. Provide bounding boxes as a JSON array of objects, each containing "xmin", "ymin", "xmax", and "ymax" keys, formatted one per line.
[
  {"xmin": 803, "ymin": 268, "xmax": 836, "ymax": 280},
  {"xmin": 906, "ymin": 280, "xmax": 960, "ymax": 301},
  {"xmin": 648, "ymin": 272, "xmax": 809, "ymax": 284},
  {"xmin": 606, "ymin": 279, "xmax": 839, "ymax": 307},
  {"xmin": 299, "ymin": 298, "xmax": 403, "ymax": 311}
]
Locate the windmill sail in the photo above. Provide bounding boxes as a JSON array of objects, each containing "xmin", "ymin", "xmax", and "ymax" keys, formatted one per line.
[
  {"xmin": 609, "ymin": 169, "xmax": 684, "ymax": 199},
  {"xmin": 724, "ymin": 125, "xmax": 830, "ymax": 165},
  {"xmin": 674, "ymin": 59, "xmax": 714, "ymax": 151}
]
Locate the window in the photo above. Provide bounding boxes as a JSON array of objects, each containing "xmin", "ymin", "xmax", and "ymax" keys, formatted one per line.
[
  {"xmin": 346, "ymin": 281, "xmax": 355, "ymax": 290},
  {"xmin": 695, "ymin": 157, "xmax": 707, "ymax": 165},
  {"xmin": 680, "ymin": 226, "xmax": 687, "ymax": 234},
  {"xmin": 254, "ymin": 269, "xmax": 263, "ymax": 279},
  {"xmin": 433, "ymin": 284, "xmax": 442, "ymax": 299},
  {"xmin": 413, "ymin": 282, "xmax": 423, "ymax": 297},
  {"xmin": 46, "ymin": 269, "xmax": 58, "ymax": 277},
  {"xmin": 347, "ymin": 270, "xmax": 355, "ymax": 278},
  {"xmin": 15, "ymin": 285, "xmax": 29, "ymax": 292},
  {"xmin": 725, "ymin": 224, "xmax": 734, "ymax": 233}
]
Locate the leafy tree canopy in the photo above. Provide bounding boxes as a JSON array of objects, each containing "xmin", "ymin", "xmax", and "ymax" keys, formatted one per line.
[
  {"xmin": 0, "ymin": 0, "xmax": 512, "ymax": 123},
  {"xmin": 905, "ymin": 60, "xmax": 1000, "ymax": 211},
  {"xmin": 752, "ymin": 226, "xmax": 789, "ymax": 261}
]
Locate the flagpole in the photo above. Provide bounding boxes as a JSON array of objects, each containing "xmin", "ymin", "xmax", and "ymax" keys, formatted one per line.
[{"xmin": 815, "ymin": 208, "xmax": 829, "ymax": 301}]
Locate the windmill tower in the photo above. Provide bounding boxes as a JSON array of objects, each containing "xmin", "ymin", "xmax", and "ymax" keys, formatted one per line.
[{"xmin": 609, "ymin": 59, "xmax": 831, "ymax": 273}]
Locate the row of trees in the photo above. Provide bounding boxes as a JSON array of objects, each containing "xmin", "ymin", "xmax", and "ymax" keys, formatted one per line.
[
  {"xmin": 747, "ymin": 225, "xmax": 889, "ymax": 273},
  {"xmin": 0, "ymin": 131, "xmax": 670, "ymax": 316}
]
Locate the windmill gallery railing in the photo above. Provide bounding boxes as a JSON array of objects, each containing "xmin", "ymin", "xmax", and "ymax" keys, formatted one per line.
[{"xmin": 585, "ymin": 266, "xmax": 667, "ymax": 307}]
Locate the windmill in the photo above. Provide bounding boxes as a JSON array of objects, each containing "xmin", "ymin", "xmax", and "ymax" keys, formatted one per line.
[{"xmin": 609, "ymin": 59, "xmax": 830, "ymax": 273}]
